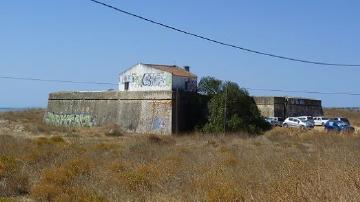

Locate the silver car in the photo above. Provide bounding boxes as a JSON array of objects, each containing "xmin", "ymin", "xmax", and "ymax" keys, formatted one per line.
[{"xmin": 283, "ymin": 117, "xmax": 314, "ymax": 129}]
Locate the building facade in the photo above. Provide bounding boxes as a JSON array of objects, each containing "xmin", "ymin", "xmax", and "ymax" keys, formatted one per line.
[
  {"xmin": 45, "ymin": 91, "xmax": 199, "ymax": 135},
  {"xmin": 253, "ymin": 96, "xmax": 323, "ymax": 118},
  {"xmin": 45, "ymin": 63, "xmax": 199, "ymax": 135},
  {"xmin": 119, "ymin": 63, "xmax": 197, "ymax": 92}
]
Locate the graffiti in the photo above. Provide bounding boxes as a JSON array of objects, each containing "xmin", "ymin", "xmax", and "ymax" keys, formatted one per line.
[
  {"xmin": 122, "ymin": 74, "xmax": 135, "ymax": 83},
  {"xmin": 289, "ymin": 99, "xmax": 305, "ymax": 105},
  {"xmin": 122, "ymin": 73, "xmax": 141, "ymax": 86},
  {"xmin": 45, "ymin": 112, "xmax": 95, "ymax": 127},
  {"xmin": 152, "ymin": 117, "xmax": 166, "ymax": 130},
  {"xmin": 142, "ymin": 73, "xmax": 168, "ymax": 87}
]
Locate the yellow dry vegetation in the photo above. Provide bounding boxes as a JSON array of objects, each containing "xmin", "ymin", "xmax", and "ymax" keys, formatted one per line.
[{"xmin": 0, "ymin": 109, "xmax": 359, "ymax": 201}]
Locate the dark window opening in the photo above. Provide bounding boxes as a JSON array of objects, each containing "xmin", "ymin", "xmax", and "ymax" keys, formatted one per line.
[{"xmin": 124, "ymin": 82, "xmax": 129, "ymax": 91}]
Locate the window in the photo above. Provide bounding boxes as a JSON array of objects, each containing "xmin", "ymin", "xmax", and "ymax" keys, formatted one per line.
[{"xmin": 124, "ymin": 82, "xmax": 129, "ymax": 91}]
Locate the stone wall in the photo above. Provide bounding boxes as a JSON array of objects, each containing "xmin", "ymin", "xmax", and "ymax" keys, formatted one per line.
[{"xmin": 46, "ymin": 91, "xmax": 174, "ymax": 134}]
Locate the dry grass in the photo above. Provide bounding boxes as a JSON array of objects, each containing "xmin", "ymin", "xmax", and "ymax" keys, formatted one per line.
[{"xmin": 0, "ymin": 109, "xmax": 360, "ymax": 201}]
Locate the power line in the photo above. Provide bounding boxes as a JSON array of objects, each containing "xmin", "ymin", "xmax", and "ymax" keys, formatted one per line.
[
  {"xmin": 0, "ymin": 75, "xmax": 117, "ymax": 86},
  {"xmin": 245, "ymin": 87, "xmax": 360, "ymax": 96},
  {"xmin": 89, "ymin": 0, "xmax": 360, "ymax": 67},
  {"xmin": 0, "ymin": 75, "xmax": 359, "ymax": 96}
]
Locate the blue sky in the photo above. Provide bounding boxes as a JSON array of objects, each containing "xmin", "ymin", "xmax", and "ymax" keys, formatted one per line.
[{"xmin": 1, "ymin": 0, "xmax": 359, "ymax": 107}]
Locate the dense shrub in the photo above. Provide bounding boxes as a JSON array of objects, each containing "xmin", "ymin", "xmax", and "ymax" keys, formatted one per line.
[{"xmin": 198, "ymin": 77, "xmax": 270, "ymax": 134}]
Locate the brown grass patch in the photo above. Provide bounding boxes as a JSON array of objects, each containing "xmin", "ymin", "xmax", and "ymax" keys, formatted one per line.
[{"xmin": 0, "ymin": 109, "xmax": 359, "ymax": 201}]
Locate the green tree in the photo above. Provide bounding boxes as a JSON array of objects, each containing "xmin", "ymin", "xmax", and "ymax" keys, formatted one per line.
[
  {"xmin": 197, "ymin": 76, "xmax": 222, "ymax": 96},
  {"xmin": 199, "ymin": 78, "xmax": 270, "ymax": 135}
]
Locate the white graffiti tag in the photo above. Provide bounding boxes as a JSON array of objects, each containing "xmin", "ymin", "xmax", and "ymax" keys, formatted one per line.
[{"xmin": 45, "ymin": 112, "xmax": 95, "ymax": 127}]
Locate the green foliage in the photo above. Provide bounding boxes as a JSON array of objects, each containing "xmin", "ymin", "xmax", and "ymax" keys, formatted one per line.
[
  {"xmin": 199, "ymin": 78, "xmax": 271, "ymax": 134},
  {"xmin": 197, "ymin": 76, "xmax": 222, "ymax": 96}
]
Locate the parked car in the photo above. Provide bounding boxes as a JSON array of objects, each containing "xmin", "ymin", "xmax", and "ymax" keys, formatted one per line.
[
  {"xmin": 297, "ymin": 116, "xmax": 315, "ymax": 125},
  {"xmin": 265, "ymin": 117, "xmax": 284, "ymax": 127},
  {"xmin": 282, "ymin": 117, "xmax": 314, "ymax": 129},
  {"xmin": 324, "ymin": 120, "xmax": 355, "ymax": 133},
  {"xmin": 331, "ymin": 117, "xmax": 351, "ymax": 126},
  {"xmin": 313, "ymin": 117, "xmax": 330, "ymax": 126}
]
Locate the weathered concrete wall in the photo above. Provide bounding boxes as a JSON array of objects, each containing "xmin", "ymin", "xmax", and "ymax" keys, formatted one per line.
[
  {"xmin": 117, "ymin": 99, "xmax": 172, "ymax": 134},
  {"xmin": 286, "ymin": 97, "xmax": 323, "ymax": 117},
  {"xmin": 46, "ymin": 91, "xmax": 173, "ymax": 135},
  {"xmin": 253, "ymin": 96, "xmax": 323, "ymax": 118},
  {"xmin": 46, "ymin": 92, "xmax": 119, "ymax": 127},
  {"xmin": 119, "ymin": 64, "xmax": 172, "ymax": 91},
  {"xmin": 172, "ymin": 76, "xmax": 197, "ymax": 92}
]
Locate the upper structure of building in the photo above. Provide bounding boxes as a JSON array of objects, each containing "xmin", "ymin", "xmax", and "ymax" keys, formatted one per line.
[{"xmin": 119, "ymin": 63, "xmax": 197, "ymax": 92}]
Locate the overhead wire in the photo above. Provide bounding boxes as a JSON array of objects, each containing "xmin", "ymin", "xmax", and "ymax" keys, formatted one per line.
[
  {"xmin": 0, "ymin": 75, "xmax": 359, "ymax": 96},
  {"xmin": 0, "ymin": 75, "xmax": 117, "ymax": 86},
  {"xmin": 89, "ymin": 0, "xmax": 360, "ymax": 67}
]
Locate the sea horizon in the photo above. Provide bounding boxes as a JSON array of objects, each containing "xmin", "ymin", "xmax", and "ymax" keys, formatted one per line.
[{"xmin": 0, "ymin": 107, "xmax": 45, "ymax": 112}]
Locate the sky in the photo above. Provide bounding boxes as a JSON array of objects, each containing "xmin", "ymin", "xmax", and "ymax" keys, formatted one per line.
[{"xmin": 1, "ymin": 0, "xmax": 360, "ymax": 108}]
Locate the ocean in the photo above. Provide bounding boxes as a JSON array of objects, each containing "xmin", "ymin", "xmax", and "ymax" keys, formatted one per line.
[{"xmin": 0, "ymin": 108, "xmax": 41, "ymax": 112}]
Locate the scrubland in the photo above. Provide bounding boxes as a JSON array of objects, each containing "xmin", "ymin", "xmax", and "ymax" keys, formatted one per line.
[{"xmin": 0, "ymin": 109, "xmax": 360, "ymax": 201}]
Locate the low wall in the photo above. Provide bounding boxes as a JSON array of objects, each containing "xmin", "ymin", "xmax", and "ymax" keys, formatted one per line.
[{"xmin": 45, "ymin": 91, "xmax": 173, "ymax": 134}]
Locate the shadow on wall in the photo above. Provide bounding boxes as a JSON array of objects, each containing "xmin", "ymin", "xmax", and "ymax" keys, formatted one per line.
[{"xmin": 175, "ymin": 92, "xmax": 209, "ymax": 133}]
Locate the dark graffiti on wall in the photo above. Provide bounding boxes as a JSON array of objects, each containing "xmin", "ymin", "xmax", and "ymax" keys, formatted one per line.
[
  {"xmin": 288, "ymin": 99, "xmax": 305, "ymax": 105},
  {"xmin": 121, "ymin": 72, "xmax": 170, "ymax": 88},
  {"xmin": 45, "ymin": 112, "xmax": 95, "ymax": 127},
  {"xmin": 142, "ymin": 73, "xmax": 168, "ymax": 87}
]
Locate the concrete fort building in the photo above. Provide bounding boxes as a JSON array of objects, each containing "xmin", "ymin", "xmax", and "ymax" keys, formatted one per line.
[
  {"xmin": 45, "ymin": 63, "xmax": 197, "ymax": 135},
  {"xmin": 119, "ymin": 63, "xmax": 197, "ymax": 92},
  {"xmin": 253, "ymin": 96, "xmax": 323, "ymax": 118}
]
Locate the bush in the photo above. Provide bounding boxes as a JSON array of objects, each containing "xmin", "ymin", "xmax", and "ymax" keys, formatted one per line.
[{"xmin": 198, "ymin": 77, "xmax": 270, "ymax": 134}]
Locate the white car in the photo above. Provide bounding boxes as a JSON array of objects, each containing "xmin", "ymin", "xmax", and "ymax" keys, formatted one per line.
[
  {"xmin": 283, "ymin": 117, "xmax": 314, "ymax": 129},
  {"xmin": 297, "ymin": 116, "xmax": 315, "ymax": 125},
  {"xmin": 313, "ymin": 117, "xmax": 330, "ymax": 126}
]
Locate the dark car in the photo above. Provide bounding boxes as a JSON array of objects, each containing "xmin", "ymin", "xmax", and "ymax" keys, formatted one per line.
[
  {"xmin": 324, "ymin": 120, "xmax": 355, "ymax": 133},
  {"xmin": 331, "ymin": 117, "xmax": 351, "ymax": 125}
]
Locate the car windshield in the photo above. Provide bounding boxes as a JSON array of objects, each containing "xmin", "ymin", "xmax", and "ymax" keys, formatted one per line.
[
  {"xmin": 298, "ymin": 118, "xmax": 306, "ymax": 121},
  {"xmin": 340, "ymin": 118, "xmax": 349, "ymax": 123},
  {"xmin": 337, "ymin": 121, "xmax": 347, "ymax": 127}
]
